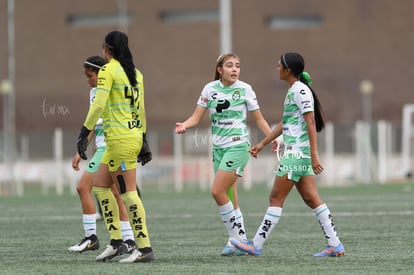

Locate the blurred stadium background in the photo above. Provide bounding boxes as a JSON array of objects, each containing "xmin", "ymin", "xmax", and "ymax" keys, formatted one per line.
[{"xmin": 1, "ymin": 0, "xmax": 414, "ymax": 195}]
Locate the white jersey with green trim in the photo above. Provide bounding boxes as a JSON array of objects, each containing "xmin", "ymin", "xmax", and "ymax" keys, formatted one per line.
[
  {"xmin": 89, "ymin": 88, "xmax": 106, "ymax": 148},
  {"xmin": 281, "ymin": 81, "xmax": 314, "ymax": 158},
  {"xmin": 197, "ymin": 80, "xmax": 259, "ymax": 148}
]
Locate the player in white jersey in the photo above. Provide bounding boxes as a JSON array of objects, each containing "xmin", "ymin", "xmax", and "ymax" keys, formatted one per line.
[
  {"xmin": 231, "ymin": 52, "xmax": 345, "ymax": 257},
  {"xmin": 68, "ymin": 56, "xmax": 136, "ymax": 254},
  {"xmin": 175, "ymin": 53, "xmax": 272, "ymax": 256}
]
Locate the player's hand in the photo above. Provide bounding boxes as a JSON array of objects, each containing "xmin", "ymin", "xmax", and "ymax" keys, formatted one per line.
[
  {"xmin": 311, "ymin": 153, "xmax": 324, "ymax": 175},
  {"xmin": 175, "ymin": 122, "xmax": 186, "ymax": 134},
  {"xmin": 270, "ymin": 139, "xmax": 279, "ymax": 153},
  {"xmin": 77, "ymin": 125, "xmax": 91, "ymax": 160},
  {"xmin": 71, "ymin": 153, "xmax": 81, "ymax": 171},
  {"xmin": 137, "ymin": 133, "xmax": 152, "ymax": 166},
  {"xmin": 249, "ymin": 143, "xmax": 264, "ymax": 158}
]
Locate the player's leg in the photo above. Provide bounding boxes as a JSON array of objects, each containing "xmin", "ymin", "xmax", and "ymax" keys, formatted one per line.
[
  {"xmin": 112, "ymin": 137, "xmax": 154, "ymax": 263},
  {"xmin": 117, "ymin": 169, "xmax": 154, "ymax": 263},
  {"xmin": 93, "ymin": 162, "xmax": 124, "ymax": 262},
  {"xmin": 296, "ymin": 175, "xmax": 345, "ymax": 257},
  {"xmin": 213, "ymin": 144, "xmax": 250, "ymax": 256},
  {"xmin": 111, "ymin": 183, "xmax": 135, "ymax": 253},
  {"xmin": 229, "ymin": 184, "xmax": 247, "ymax": 241},
  {"xmin": 68, "ymin": 171, "xmax": 99, "ymax": 252},
  {"xmin": 213, "ymin": 169, "xmax": 243, "ymax": 256},
  {"xmin": 68, "ymin": 148, "xmax": 106, "ymax": 253},
  {"xmin": 232, "ymin": 173, "xmax": 294, "ymax": 256}
]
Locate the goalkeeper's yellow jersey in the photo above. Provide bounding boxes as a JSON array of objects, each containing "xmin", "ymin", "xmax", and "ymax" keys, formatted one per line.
[{"xmin": 83, "ymin": 58, "xmax": 146, "ymax": 141}]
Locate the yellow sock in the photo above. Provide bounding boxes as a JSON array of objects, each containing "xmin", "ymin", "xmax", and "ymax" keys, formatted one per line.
[
  {"xmin": 121, "ymin": 191, "xmax": 151, "ymax": 248},
  {"xmin": 93, "ymin": 187, "xmax": 122, "ymax": 241}
]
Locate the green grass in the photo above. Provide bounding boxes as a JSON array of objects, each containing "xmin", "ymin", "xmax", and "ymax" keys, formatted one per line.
[{"xmin": 1, "ymin": 182, "xmax": 413, "ymax": 274}]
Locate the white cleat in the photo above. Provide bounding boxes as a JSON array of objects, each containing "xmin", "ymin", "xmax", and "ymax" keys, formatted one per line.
[
  {"xmin": 119, "ymin": 248, "xmax": 154, "ymax": 263},
  {"xmin": 68, "ymin": 235, "xmax": 99, "ymax": 253},
  {"xmin": 96, "ymin": 244, "xmax": 124, "ymax": 262}
]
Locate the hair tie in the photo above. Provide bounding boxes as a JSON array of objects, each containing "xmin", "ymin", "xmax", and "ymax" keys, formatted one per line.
[
  {"xmin": 84, "ymin": 61, "xmax": 102, "ymax": 69},
  {"xmin": 300, "ymin": 71, "xmax": 312, "ymax": 86},
  {"xmin": 281, "ymin": 54, "xmax": 289, "ymax": 69}
]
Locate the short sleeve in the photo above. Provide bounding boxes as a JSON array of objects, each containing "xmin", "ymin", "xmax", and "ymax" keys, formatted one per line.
[
  {"xmin": 245, "ymin": 85, "xmax": 260, "ymax": 111},
  {"xmin": 295, "ymin": 87, "xmax": 314, "ymax": 114},
  {"xmin": 196, "ymin": 85, "xmax": 209, "ymax": 108}
]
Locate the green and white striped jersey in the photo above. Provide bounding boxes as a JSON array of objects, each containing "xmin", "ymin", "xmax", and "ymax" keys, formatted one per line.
[
  {"xmin": 197, "ymin": 80, "xmax": 259, "ymax": 148},
  {"xmin": 90, "ymin": 88, "xmax": 106, "ymax": 148},
  {"xmin": 282, "ymin": 81, "xmax": 314, "ymax": 158}
]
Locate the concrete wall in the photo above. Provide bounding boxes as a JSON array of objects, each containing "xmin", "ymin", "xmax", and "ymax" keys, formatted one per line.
[{"xmin": 0, "ymin": 0, "xmax": 413, "ymax": 132}]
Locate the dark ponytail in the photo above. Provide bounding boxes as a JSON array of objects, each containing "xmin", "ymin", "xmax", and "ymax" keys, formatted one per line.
[
  {"xmin": 104, "ymin": 31, "xmax": 137, "ymax": 86},
  {"xmin": 300, "ymin": 74, "xmax": 325, "ymax": 132},
  {"xmin": 281, "ymin": 52, "xmax": 325, "ymax": 132}
]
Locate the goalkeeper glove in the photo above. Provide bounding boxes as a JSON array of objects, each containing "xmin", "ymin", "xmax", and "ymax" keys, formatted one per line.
[
  {"xmin": 77, "ymin": 125, "xmax": 91, "ymax": 160},
  {"xmin": 137, "ymin": 133, "xmax": 152, "ymax": 166}
]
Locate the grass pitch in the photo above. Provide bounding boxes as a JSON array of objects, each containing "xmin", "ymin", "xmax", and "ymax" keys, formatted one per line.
[{"xmin": 0, "ymin": 182, "xmax": 413, "ymax": 274}]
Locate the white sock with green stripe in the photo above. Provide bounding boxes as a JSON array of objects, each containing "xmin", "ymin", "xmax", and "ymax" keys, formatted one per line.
[
  {"xmin": 82, "ymin": 214, "xmax": 97, "ymax": 237},
  {"xmin": 234, "ymin": 208, "xmax": 247, "ymax": 241},
  {"xmin": 253, "ymin": 206, "xmax": 282, "ymax": 249},
  {"xmin": 313, "ymin": 203, "xmax": 340, "ymax": 247},
  {"xmin": 219, "ymin": 201, "xmax": 239, "ymax": 240}
]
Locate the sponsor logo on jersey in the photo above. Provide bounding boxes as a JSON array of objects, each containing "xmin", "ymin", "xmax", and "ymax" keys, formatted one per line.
[
  {"xmin": 217, "ymin": 121, "xmax": 233, "ymax": 126},
  {"xmin": 216, "ymin": 99, "xmax": 230, "ymax": 113},
  {"xmin": 200, "ymin": 96, "xmax": 208, "ymax": 103},
  {"xmin": 302, "ymin": 99, "xmax": 312, "ymax": 109}
]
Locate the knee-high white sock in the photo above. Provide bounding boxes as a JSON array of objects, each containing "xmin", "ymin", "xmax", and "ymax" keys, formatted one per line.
[
  {"xmin": 313, "ymin": 203, "xmax": 340, "ymax": 247},
  {"xmin": 82, "ymin": 214, "xmax": 97, "ymax": 237},
  {"xmin": 252, "ymin": 206, "xmax": 282, "ymax": 249},
  {"xmin": 219, "ymin": 201, "xmax": 240, "ymax": 240},
  {"xmin": 234, "ymin": 208, "xmax": 247, "ymax": 241},
  {"xmin": 120, "ymin": 221, "xmax": 134, "ymax": 242}
]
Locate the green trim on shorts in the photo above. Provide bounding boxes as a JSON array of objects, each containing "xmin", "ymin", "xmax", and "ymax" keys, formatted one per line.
[
  {"xmin": 276, "ymin": 156, "xmax": 314, "ymax": 182},
  {"xmin": 213, "ymin": 142, "xmax": 250, "ymax": 177},
  {"xmin": 85, "ymin": 146, "xmax": 106, "ymax": 174}
]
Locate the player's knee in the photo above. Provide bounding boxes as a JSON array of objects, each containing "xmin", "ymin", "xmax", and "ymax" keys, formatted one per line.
[
  {"xmin": 211, "ymin": 187, "xmax": 227, "ymax": 203},
  {"xmin": 76, "ymin": 183, "xmax": 90, "ymax": 194},
  {"xmin": 269, "ymin": 192, "xmax": 285, "ymax": 207},
  {"xmin": 210, "ymin": 186, "xmax": 220, "ymax": 199}
]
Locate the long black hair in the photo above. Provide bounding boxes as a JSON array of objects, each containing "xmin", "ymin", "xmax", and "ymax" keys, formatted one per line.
[
  {"xmin": 104, "ymin": 31, "xmax": 137, "ymax": 86},
  {"xmin": 281, "ymin": 52, "xmax": 325, "ymax": 132}
]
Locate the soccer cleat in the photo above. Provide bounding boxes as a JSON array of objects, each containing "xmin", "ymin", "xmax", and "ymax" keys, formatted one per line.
[
  {"xmin": 221, "ymin": 241, "xmax": 246, "ymax": 256},
  {"xmin": 96, "ymin": 240, "xmax": 125, "ymax": 262},
  {"xmin": 231, "ymin": 239, "xmax": 262, "ymax": 256},
  {"xmin": 313, "ymin": 243, "xmax": 345, "ymax": 257},
  {"xmin": 122, "ymin": 239, "xmax": 136, "ymax": 254},
  {"xmin": 119, "ymin": 247, "xmax": 155, "ymax": 263},
  {"xmin": 68, "ymin": 235, "xmax": 99, "ymax": 253}
]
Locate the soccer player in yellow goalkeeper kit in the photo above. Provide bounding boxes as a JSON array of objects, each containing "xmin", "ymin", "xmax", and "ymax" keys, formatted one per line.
[{"xmin": 76, "ymin": 30, "xmax": 154, "ymax": 263}]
